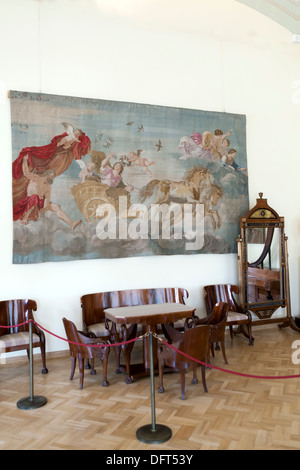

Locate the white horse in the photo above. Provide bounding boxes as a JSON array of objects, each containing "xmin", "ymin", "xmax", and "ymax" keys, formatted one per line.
[{"xmin": 139, "ymin": 166, "xmax": 223, "ymax": 230}]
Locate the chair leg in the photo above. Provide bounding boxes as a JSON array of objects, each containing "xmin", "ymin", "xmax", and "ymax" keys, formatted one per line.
[
  {"xmin": 220, "ymin": 339, "xmax": 228, "ymax": 364},
  {"xmin": 201, "ymin": 365, "xmax": 208, "ymax": 393},
  {"xmin": 40, "ymin": 337, "xmax": 48, "ymax": 374},
  {"xmin": 102, "ymin": 357, "xmax": 109, "ymax": 387},
  {"xmin": 114, "ymin": 346, "xmax": 122, "ymax": 374},
  {"xmin": 192, "ymin": 367, "xmax": 198, "ymax": 384},
  {"xmin": 27, "ymin": 344, "xmax": 48, "ymax": 375},
  {"xmin": 206, "ymin": 344, "xmax": 211, "ymax": 370},
  {"xmin": 123, "ymin": 349, "xmax": 133, "ymax": 384},
  {"xmin": 248, "ymin": 325, "xmax": 254, "ymax": 345},
  {"xmin": 78, "ymin": 358, "xmax": 84, "ymax": 389},
  {"xmin": 70, "ymin": 357, "xmax": 76, "ymax": 380},
  {"xmin": 233, "ymin": 323, "xmax": 254, "ymax": 346},
  {"xmin": 158, "ymin": 361, "xmax": 165, "ymax": 393},
  {"xmin": 90, "ymin": 358, "xmax": 96, "ymax": 375},
  {"xmin": 180, "ymin": 369, "xmax": 186, "ymax": 400}
]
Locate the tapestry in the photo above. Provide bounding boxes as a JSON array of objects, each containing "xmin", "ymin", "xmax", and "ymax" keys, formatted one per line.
[{"xmin": 11, "ymin": 90, "xmax": 249, "ymax": 264}]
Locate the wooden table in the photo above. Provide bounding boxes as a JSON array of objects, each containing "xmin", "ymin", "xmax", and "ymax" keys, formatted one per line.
[{"xmin": 104, "ymin": 302, "xmax": 196, "ymax": 383}]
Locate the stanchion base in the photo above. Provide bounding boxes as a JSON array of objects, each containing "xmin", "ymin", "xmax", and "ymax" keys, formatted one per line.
[
  {"xmin": 17, "ymin": 395, "xmax": 47, "ymax": 410},
  {"xmin": 136, "ymin": 424, "xmax": 172, "ymax": 444}
]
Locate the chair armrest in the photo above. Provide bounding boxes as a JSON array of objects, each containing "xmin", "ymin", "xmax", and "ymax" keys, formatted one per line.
[
  {"xmin": 162, "ymin": 323, "xmax": 183, "ymax": 343},
  {"xmin": 196, "ymin": 314, "xmax": 211, "ymax": 325},
  {"xmin": 77, "ymin": 331, "xmax": 109, "ymax": 345}
]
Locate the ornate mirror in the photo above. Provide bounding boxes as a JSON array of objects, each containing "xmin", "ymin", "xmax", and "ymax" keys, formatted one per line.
[{"xmin": 237, "ymin": 193, "xmax": 300, "ymax": 331}]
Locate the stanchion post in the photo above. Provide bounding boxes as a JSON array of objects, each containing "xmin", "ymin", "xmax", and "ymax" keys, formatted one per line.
[
  {"xmin": 17, "ymin": 320, "xmax": 47, "ymax": 410},
  {"xmin": 136, "ymin": 331, "xmax": 172, "ymax": 444}
]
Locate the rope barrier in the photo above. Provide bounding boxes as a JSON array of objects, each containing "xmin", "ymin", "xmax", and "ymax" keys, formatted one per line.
[
  {"xmin": 1, "ymin": 320, "xmax": 300, "ymax": 380},
  {"xmin": 0, "ymin": 319, "xmax": 144, "ymax": 349},
  {"xmin": 0, "ymin": 321, "xmax": 30, "ymax": 328},
  {"xmin": 154, "ymin": 334, "xmax": 300, "ymax": 380},
  {"xmin": 34, "ymin": 320, "xmax": 145, "ymax": 348}
]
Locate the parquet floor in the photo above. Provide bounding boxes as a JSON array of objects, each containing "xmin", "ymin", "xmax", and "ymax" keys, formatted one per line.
[{"xmin": 1, "ymin": 325, "xmax": 300, "ymax": 450}]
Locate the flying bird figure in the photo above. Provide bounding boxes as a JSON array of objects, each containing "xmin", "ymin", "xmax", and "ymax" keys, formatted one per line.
[
  {"xmin": 126, "ymin": 121, "xmax": 134, "ymax": 126},
  {"xmin": 156, "ymin": 139, "xmax": 163, "ymax": 151},
  {"xmin": 138, "ymin": 125, "xmax": 144, "ymax": 133},
  {"xmin": 95, "ymin": 130, "xmax": 103, "ymax": 141},
  {"xmin": 103, "ymin": 137, "xmax": 114, "ymax": 148}
]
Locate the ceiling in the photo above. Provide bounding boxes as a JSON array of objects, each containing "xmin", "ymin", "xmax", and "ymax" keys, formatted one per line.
[{"xmin": 236, "ymin": 0, "xmax": 300, "ymax": 34}]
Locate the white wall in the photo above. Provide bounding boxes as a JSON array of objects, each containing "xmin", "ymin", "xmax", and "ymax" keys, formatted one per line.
[{"xmin": 0, "ymin": 0, "xmax": 300, "ymax": 354}]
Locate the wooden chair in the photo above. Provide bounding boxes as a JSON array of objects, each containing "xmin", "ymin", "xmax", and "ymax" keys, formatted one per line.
[
  {"xmin": 157, "ymin": 324, "xmax": 210, "ymax": 400},
  {"xmin": 81, "ymin": 293, "xmax": 117, "ymax": 374},
  {"xmin": 62, "ymin": 317, "xmax": 110, "ymax": 389},
  {"xmin": 80, "ymin": 287, "xmax": 189, "ymax": 381},
  {"xmin": 0, "ymin": 299, "xmax": 47, "ymax": 374},
  {"xmin": 196, "ymin": 302, "xmax": 229, "ymax": 364},
  {"xmin": 203, "ymin": 284, "xmax": 254, "ymax": 345}
]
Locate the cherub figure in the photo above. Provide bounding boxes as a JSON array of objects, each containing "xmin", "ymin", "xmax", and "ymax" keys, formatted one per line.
[
  {"xmin": 59, "ymin": 122, "xmax": 82, "ymax": 149},
  {"xmin": 221, "ymin": 148, "xmax": 247, "ymax": 174},
  {"xmin": 76, "ymin": 160, "xmax": 97, "ymax": 182},
  {"xmin": 211, "ymin": 129, "xmax": 231, "ymax": 161},
  {"xmin": 127, "ymin": 150, "xmax": 155, "ymax": 175}
]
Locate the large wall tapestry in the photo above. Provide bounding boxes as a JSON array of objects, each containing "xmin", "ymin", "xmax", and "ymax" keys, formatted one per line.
[{"xmin": 11, "ymin": 91, "xmax": 249, "ymax": 264}]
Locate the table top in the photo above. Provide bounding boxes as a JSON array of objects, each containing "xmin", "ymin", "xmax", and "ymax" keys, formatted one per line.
[{"xmin": 104, "ymin": 302, "xmax": 195, "ymax": 325}]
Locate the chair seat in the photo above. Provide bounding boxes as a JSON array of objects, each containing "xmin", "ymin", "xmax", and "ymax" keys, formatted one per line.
[
  {"xmin": 173, "ymin": 319, "xmax": 186, "ymax": 329},
  {"xmin": 0, "ymin": 332, "xmax": 40, "ymax": 352},
  {"xmin": 87, "ymin": 323, "xmax": 111, "ymax": 337},
  {"xmin": 227, "ymin": 311, "xmax": 249, "ymax": 323}
]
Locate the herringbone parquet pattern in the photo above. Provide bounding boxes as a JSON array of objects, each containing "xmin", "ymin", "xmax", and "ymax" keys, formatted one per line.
[{"xmin": 1, "ymin": 325, "xmax": 300, "ymax": 450}]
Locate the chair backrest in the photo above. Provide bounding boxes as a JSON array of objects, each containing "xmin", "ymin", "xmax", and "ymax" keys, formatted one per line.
[
  {"xmin": 0, "ymin": 299, "xmax": 37, "ymax": 337},
  {"xmin": 81, "ymin": 287, "xmax": 189, "ymax": 327},
  {"xmin": 207, "ymin": 302, "xmax": 229, "ymax": 326},
  {"xmin": 177, "ymin": 324, "xmax": 210, "ymax": 367},
  {"xmin": 63, "ymin": 317, "xmax": 96, "ymax": 359},
  {"xmin": 204, "ymin": 285, "xmax": 244, "ymax": 315}
]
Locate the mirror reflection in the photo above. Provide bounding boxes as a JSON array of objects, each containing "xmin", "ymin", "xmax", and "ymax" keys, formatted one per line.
[{"xmin": 246, "ymin": 227, "xmax": 281, "ymax": 304}]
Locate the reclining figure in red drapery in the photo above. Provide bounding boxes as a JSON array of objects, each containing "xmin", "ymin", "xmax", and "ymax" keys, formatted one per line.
[{"xmin": 12, "ymin": 125, "xmax": 91, "ymax": 225}]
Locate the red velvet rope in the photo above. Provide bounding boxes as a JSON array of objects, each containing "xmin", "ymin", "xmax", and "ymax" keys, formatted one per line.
[
  {"xmin": 0, "ymin": 321, "xmax": 29, "ymax": 328},
  {"xmin": 34, "ymin": 321, "xmax": 141, "ymax": 348},
  {"xmin": 0, "ymin": 320, "xmax": 141, "ymax": 348},
  {"xmin": 157, "ymin": 336, "xmax": 300, "ymax": 380},
  {"xmin": 1, "ymin": 320, "xmax": 300, "ymax": 380}
]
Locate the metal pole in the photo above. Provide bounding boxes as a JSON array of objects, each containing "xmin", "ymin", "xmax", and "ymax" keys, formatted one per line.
[
  {"xmin": 17, "ymin": 320, "xmax": 47, "ymax": 410},
  {"xmin": 29, "ymin": 320, "xmax": 34, "ymax": 400},
  {"xmin": 149, "ymin": 332, "xmax": 156, "ymax": 432},
  {"xmin": 136, "ymin": 331, "xmax": 172, "ymax": 444}
]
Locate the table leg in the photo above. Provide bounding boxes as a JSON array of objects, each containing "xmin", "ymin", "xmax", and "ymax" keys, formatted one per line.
[{"xmin": 120, "ymin": 324, "xmax": 137, "ymax": 384}]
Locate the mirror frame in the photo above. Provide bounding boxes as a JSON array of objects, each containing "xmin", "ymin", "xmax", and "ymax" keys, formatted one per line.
[{"xmin": 237, "ymin": 193, "xmax": 298, "ymax": 330}]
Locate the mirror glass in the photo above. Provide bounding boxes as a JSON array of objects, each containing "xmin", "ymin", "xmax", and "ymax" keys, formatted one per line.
[{"xmin": 246, "ymin": 226, "xmax": 281, "ymax": 305}]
